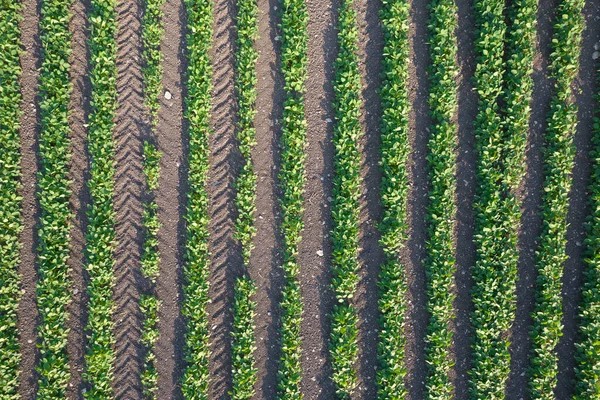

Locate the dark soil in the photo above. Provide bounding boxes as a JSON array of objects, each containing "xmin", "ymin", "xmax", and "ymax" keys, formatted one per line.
[
  {"xmin": 355, "ymin": 0, "xmax": 385, "ymax": 397},
  {"xmin": 453, "ymin": 0, "xmax": 479, "ymax": 395},
  {"xmin": 556, "ymin": 2, "xmax": 600, "ymax": 397},
  {"xmin": 17, "ymin": 1, "xmax": 41, "ymax": 398}
]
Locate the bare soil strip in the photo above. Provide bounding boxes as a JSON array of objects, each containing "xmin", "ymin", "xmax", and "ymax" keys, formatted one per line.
[
  {"xmin": 506, "ymin": 0, "xmax": 557, "ymax": 396},
  {"xmin": 555, "ymin": 2, "xmax": 600, "ymax": 396},
  {"xmin": 296, "ymin": 0, "xmax": 338, "ymax": 398},
  {"xmin": 403, "ymin": 0, "xmax": 432, "ymax": 396},
  {"xmin": 113, "ymin": 0, "xmax": 145, "ymax": 396},
  {"xmin": 355, "ymin": 0, "xmax": 384, "ymax": 397},
  {"xmin": 154, "ymin": 0, "xmax": 186, "ymax": 397},
  {"xmin": 249, "ymin": 0, "xmax": 285, "ymax": 396},
  {"xmin": 65, "ymin": 0, "xmax": 92, "ymax": 396},
  {"xmin": 206, "ymin": 0, "xmax": 241, "ymax": 397},
  {"xmin": 17, "ymin": 1, "xmax": 41, "ymax": 397},
  {"xmin": 453, "ymin": 0, "xmax": 478, "ymax": 394}
]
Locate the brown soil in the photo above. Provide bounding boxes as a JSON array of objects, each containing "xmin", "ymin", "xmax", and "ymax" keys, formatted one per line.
[
  {"xmin": 113, "ymin": 0, "xmax": 146, "ymax": 396},
  {"xmin": 65, "ymin": 0, "xmax": 93, "ymax": 396},
  {"xmin": 248, "ymin": 0, "xmax": 285, "ymax": 396},
  {"xmin": 206, "ymin": 0, "xmax": 241, "ymax": 397},
  {"xmin": 153, "ymin": 0, "xmax": 187, "ymax": 397},
  {"xmin": 17, "ymin": 1, "xmax": 41, "ymax": 398}
]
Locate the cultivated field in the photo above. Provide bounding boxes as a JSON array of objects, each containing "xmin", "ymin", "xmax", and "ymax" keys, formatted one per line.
[{"xmin": 1, "ymin": 0, "xmax": 600, "ymax": 398}]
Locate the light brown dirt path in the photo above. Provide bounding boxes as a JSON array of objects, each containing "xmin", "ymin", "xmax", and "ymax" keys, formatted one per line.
[
  {"xmin": 556, "ymin": 2, "xmax": 600, "ymax": 397},
  {"xmin": 65, "ymin": 0, "xmax": 92, "ymax": 396},
  {"xmin": 113, "ymin": 0, "xmax": 145, "ymax": 396},
  {"xmin": 248, "ymin": 0, "xmax": 284, "ymax": 396},
  {"xmin": 17, "ymin": 1, "xmax": 41, "ymax": 398},
  {"xmin": 297, "ymin": 0, "xmax": 338, "ymax": 398},
  {"xmin": 154, "ymin": 0, "xmax": 186, "ymax": 397},
  {"xmin": 207, "ymin": 0, "xmax": 240, "ymax": 397}
]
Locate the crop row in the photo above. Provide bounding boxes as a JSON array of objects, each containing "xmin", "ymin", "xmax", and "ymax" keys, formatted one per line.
[
  {"xmin": 527, "ymin": 0, "xmax": 585, "ymax": 396},
  {"xmin": 574, "ymin": 62, "xmax": 600, "ymax": 400},
  {"xmin": 274, "ymin": 0, "xmax": 309, "ymax": 397},
  {"xmin": 0, "ymin": 1, "xmax": 23, "ymax": 397},
  {"xmin": 468, "ymin": 0, "xmax": 511, "ymax": 397},
  {"xmin": 35, "ymin": 0, "xmax": 74, "ymax": 396},
  {"xmin": 422, "ymin": 0, "xmax": 459, "ymax": 397},
  {"xmin": 468, "ymin": 0, "xmax": 537, "ymax": 396},
  {"xmin": 328, "ymin": 0, "xmax": 362, "ymax": 397},
  {"xmin": 230, "ymin": 0, "xmax": 259, "ymax": 397},
  {"xmin": 180, "ymin": 0, "xmax": 213, "ymax": 396},
  {"xmin": 375, "ymin": 0, "xmax": 410, "ymax": 397},
  {"xmin": 139, "ymin": 0, "xmax": 165, "ymax": 393},
  {"xmin": 82, "ymin": 0, "xmax": 119, "ymax": 396}
]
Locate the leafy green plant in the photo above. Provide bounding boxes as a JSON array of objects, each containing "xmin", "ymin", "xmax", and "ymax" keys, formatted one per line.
[
  {"xmin": 421, "ymin": 0, "xmax": 459, "ymax": 397},
  {"xmin": 328, "ymin": 0, "xmax": 362, "ymax": 396},
  {"xmin": 230, "ymin": 0, "xmax": 259, "ymax": 397},
  {"xmin": 231, "ymin": 277, "xmax": 258, "ymax": 399},
  {"xmin": 141, "ymin": 0, "xmax": 165, "ymax": 126},
  {"xmin": 140, "ymin": 294, "xmax": 160, "ymax": 399},
  {"xmin": 527, "ymin": 0, "xmax": 585, "ymax": 397},
  {"xmin": 180, "ymin": 0, "xmax": 214, "ymax": 396},
  {"xmin": 34, "ymin": 0, "xmax": 75, "ymax": 396},
  {"xmin": 82, "ymin": 0, "xmax": 119, "ymax": 396},
  {"xmin": 0, "ymin": 1, "xmax": 23, "ymax": 397},
  {"xmin": 573, "ymin": 61, "xmax": 600, "ymax": 400},
  {"xmin": 468, "ymin": 0, "xmax": 536, "ymax": 395},
  {"xmin": 375, "ymin": 0, "xmax": 411, "ymax": 398},
  {"xmin": 274, "ymin": 0, "xmax": 309, "ymax": 397}
]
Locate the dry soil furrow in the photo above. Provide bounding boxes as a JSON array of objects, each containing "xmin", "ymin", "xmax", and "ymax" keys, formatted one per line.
[
  {"xmin": 453, "ymin": 0, "xmax": 478, "ymax": 394},
  {"xmin": 65, "ymin": 0, "xmax": 92, "ymax": 396},
  {"xmin": 17, "ymin": 1, "xmax": 41, "ymax": 398},
  {"xmin": 354, "ymin": 0, "xmax": 384, "ymax": 397},
  {"xmin": 507, "ymin": 0, "xmax": 558, "ymax": 396},
  {"xmin": 555, "ymin": 2, "xmax": 600, "ymax": 396},
  {"xmin": 154, "ymin": 0, "xmax": 186, "ymax": 397},
  {"xmin": 113, "ymin": 0, "xmax": 146, "ymax": 396},
  {"xmin": 207, "ymin": 0, "xmax": 240, "ymax": 397},
  {"xmin": 248, "ymin": 0, "xmax": 285, "ymax": 396},
  {"xmin": 297, "ymin": 0, "xmax": 337, "ymax": 398}
]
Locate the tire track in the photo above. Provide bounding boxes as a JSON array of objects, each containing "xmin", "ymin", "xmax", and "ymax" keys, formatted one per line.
[
  {"xmin": 206, "ymin": 0, "xmax": 240, "ymax": 397},
  {"xmin": 113, "ymin": 0, "xmax": 145, "ymax": 396}
]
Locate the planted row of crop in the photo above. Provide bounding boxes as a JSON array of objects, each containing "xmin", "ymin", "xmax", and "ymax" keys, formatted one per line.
[
  {"xmin": 82, "ymin": 0, "xmax": 119, "ymax": 396},
  {"xmin": 469, "ymin": 0, "xmax": 537, "ymax": 396},
  {"xmin": 35, "ymin": 0, "xmax": 74, "ymax": 396},
  {"xmin": 573, "ymin": 62, "xmax": 600, "ymax": 400},
  {"xmin": 0, "ymin": 1, "xmax": 23, "ymax": 397},
  {"xmin": 140, "ymin": 143, "xmax": 162, "ymax": 399},
  {"xmin": 527, "ymin": 0, "xmax": 585, "ymax": 397},
  {"xmin": 180, "ymin": 0, "xmax": 213, "ymax": 395},
  {"xmin": 328, "ymin": 0, "xmax": 362, "ymax": 397},
  {"xmin": 375, "ymin": 0, "xmax": 411, "ymax": 397},
  {"xmin": 230, "ymin": 0, "xmax": 259, "ymax": 397},
  {"xmin": 421, "ymin": 0, "xmax": 459, "ymax": 397},
  {"xmin": 139, "ymin": 0, "xmax": 165, "ymax": 393},
  {"xmin": 274, "ymin": 0, "xmax": 309, "ymax": 397}
]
